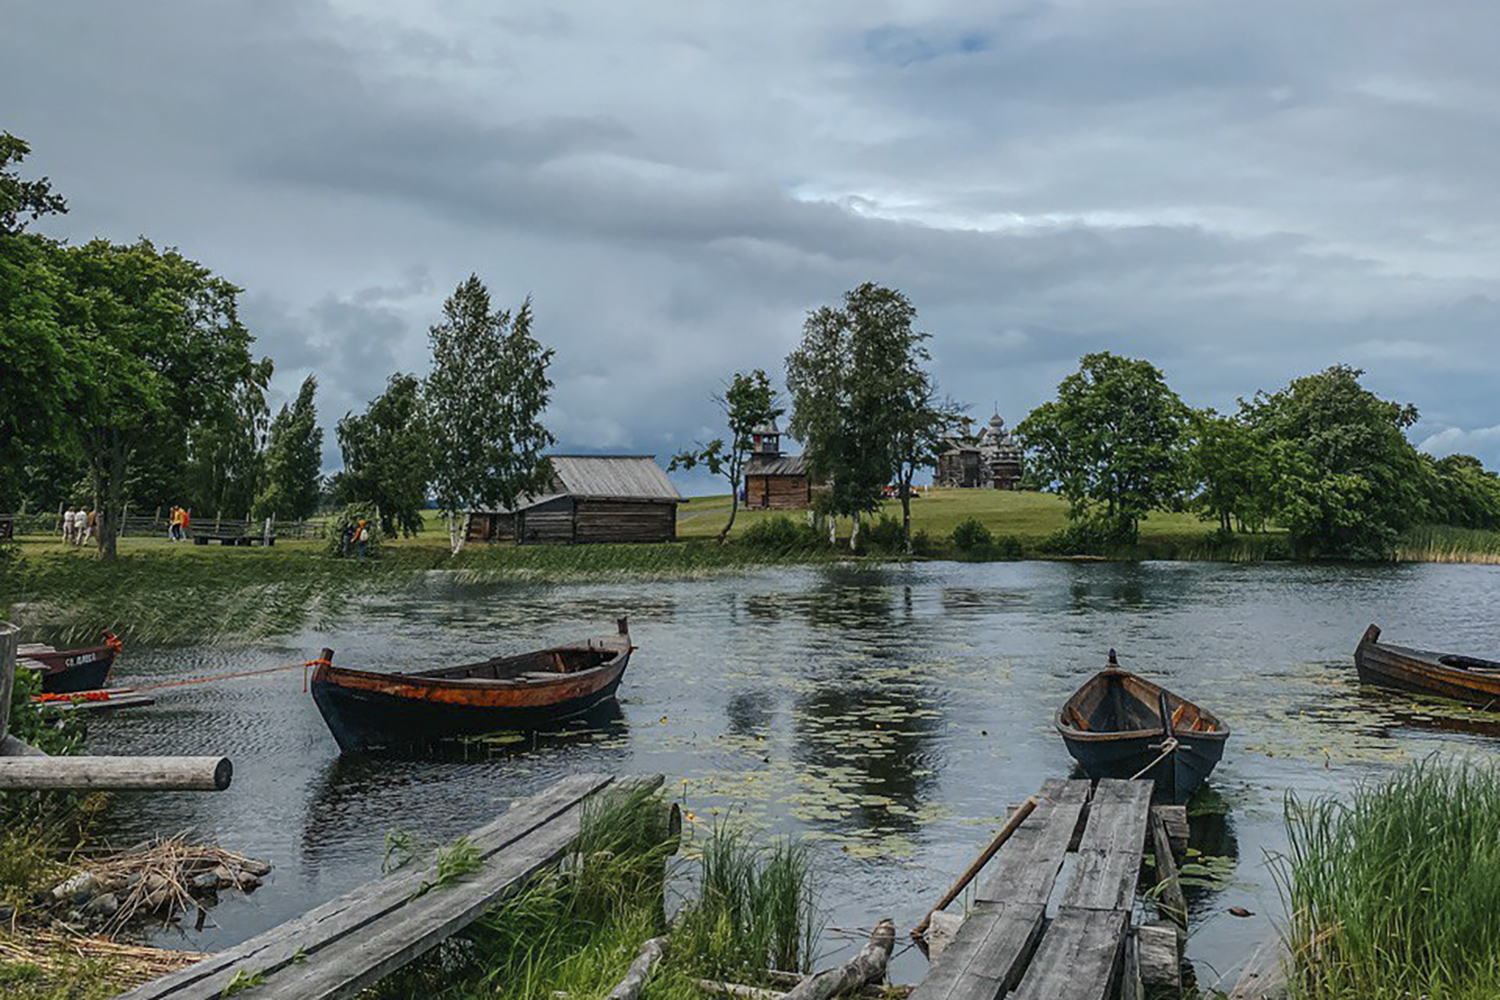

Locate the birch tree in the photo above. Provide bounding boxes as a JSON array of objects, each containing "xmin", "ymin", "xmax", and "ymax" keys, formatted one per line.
[{"xmin": 426, "ymin": 275, "xmax": 554, "ymax": 553}]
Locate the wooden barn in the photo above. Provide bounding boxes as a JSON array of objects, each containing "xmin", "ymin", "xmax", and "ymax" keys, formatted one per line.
[
  {"xmin": 466, "ymin": 455, "xmax": 683, "ymax": 545},
  {"xmin": 743, "ymin": 420, "xmax": 813, "ymax": 509}
]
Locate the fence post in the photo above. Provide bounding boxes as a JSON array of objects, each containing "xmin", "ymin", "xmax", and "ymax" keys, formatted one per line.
[
  {"xmin": 264, "ymin": 516, "xmax": 273, "ymax": 546},
  {"xmin": 0, "ymin": 622, "xmax": 17, "ymax": 744}
]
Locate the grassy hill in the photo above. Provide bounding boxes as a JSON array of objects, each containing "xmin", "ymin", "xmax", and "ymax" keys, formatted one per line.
[{"xmin": 677, "ymin": 488, "xmax": 1220, "ymax": 548}]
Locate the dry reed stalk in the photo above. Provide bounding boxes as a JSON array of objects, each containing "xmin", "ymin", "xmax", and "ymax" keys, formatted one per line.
[{"xmin": 0, "ymin": 928, "xmax": 205, "ymax": 987}]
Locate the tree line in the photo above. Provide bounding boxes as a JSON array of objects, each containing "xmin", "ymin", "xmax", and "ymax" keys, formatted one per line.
[
  {"xmin": 1017, "ymin": 352, "xmax": 1500, "ymax": 559},
  {"xmin": 683, "ymin": 285, "xmax": 1500, "ymax": 561},
  {"xmin": 1, "ymin": 133, "xmax": 555, "ymax": 558}
]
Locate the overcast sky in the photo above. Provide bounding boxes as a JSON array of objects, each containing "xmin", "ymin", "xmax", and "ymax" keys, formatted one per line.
[{"xmin": 6, "ymin": 0, "xmax": 1499, "ymax": 493}]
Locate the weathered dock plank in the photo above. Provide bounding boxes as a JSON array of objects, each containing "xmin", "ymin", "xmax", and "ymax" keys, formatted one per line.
[
  {"xmin": 1058, "ymin": 780, "xmax": 1152, "ymax": 912},
  {"xmin": 116, "ymin": 772, "xmax": 632, "ymax": 1000},
  {"xmin": 1009, "ymin": 907, "xmax": 1127, "ymax": 1000},
  {"xmin": 913, "ymin": 780, "xmax": 1088, "ymax": 1000},
  {"xmin": 973, "ymin": 779, "xmax": 1090, "ymax": 906}
]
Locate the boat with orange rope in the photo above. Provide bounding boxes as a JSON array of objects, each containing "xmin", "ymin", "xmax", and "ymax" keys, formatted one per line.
[
  {"xmin": 309, "ymin": 618, "xmax": 635, "ymax": 752},
  {"xmin": 17, "ymin": 633, "xmax": 121, "ymax": 693}
]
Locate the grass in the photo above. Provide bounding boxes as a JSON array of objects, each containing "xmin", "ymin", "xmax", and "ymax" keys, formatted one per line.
[
  {"xmin": 9, "ymin": 494, "xmax": 1500, "ymax": 647},
  {"xmin": 1274, "ymin": 758, "xmax": 1500, "ymax": 1000},
  {"xmin": 1395, "ymin": 524, "xmax": 1500, "ymax": 564},
  {"xmin": 367, "ymin": 785, "xmax": 819, "ymax": 1000}
]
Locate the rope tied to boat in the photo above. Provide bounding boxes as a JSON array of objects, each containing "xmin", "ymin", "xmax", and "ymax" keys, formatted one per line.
[
  {"xmin": 303, "ymin": 657, "xmax": 330, "ymax": 693},
  {"xmin": 116, "ymin": 659, "xmax": 331, "ymax": 696},
  {"xmin": 1129, "ymin": 736, "xmax": 1180, "ymax": 781}
]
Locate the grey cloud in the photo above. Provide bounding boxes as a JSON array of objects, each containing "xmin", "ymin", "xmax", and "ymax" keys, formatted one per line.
[{"xmin": 4, "ymin": 0, "xmax": 1500, "ymax": 490}]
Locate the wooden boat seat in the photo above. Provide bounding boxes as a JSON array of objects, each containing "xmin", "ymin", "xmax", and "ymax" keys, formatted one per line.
[{"xmin": 1065, "ymin": 706, "xmax": 1090, "ymax": 731}]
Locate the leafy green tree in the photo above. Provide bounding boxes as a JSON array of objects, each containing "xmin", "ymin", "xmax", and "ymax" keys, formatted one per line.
[
  {"xmin": 1016, "ymin": 352, "xmax": 1189, "ymax": 543},
  {"xmin": 1244, "ymin": 365, "xmax": 1427, "ymax": 558},
  {"xmin": 254, "ymin": 374, "xmax": 323, "ymax": 521},
  {"xmin": 1422, "ymin": 454, "xmax": 1500, "ymax": 530},
  {"xmin": 0, "ymin": 134, "xmax": 73, "ymax": 488},
  {"xmin": 786, "ymin": 283, "xmax": 945, "ymax": 550},
  {"xmin": 669, "ymin": 369, "xmax": 783, "ymax": 545},
  {"xmin": 54, "ymin": 239, "xmax": 265, "ymax": 559},
  {"xmin": 1185, "ymin": 409, "xmax": 1274, "ymax": 534},
  {"xmin": 331, "ymin": 373, "xmax": 432, "ymax": 537},
  {"xmin": 426, "ymin": 275, "xmax": 554, "ymax": 553},
  {"xmin": 185, "ymin": 357, "xmax": 273, "ymax": 517}
]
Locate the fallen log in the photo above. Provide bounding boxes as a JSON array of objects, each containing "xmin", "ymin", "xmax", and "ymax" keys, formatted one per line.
[
  {"xmin": 700, "ymin": 979, "xmax": 912, "ymax": 1000},
  {"xmin": 607, "ymin": 936, "xmax": 668, "ymax": 1000},
  {"xmin": 784, "ymin": 920, "xmax": 895, "ymax": 1000},
  {"xmin": 0, "ymin": 755, "xmax": 232, "ymax": 791}
]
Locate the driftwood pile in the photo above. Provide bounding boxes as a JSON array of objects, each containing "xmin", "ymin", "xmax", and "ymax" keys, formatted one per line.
[{"xmin": 51, "ymin": 834, "xmax": 272, "ymax": 933}]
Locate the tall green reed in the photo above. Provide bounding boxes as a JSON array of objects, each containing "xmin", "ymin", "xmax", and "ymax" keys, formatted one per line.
[{"xmin": 1273, "ymin": 758, "xmax": 1500, "ymax": 999}]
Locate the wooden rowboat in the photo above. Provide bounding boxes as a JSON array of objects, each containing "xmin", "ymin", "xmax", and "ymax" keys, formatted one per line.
[
  {"xmin": 18, "ymin": 634, "xmax": 121, "ymax": 694},
  {"xmin": 1355, "ymin": 624, "xmax": 1500, "ymax": 707},
  {"xmin": 1056, "ymin": 651, "xmax": 1230, "ymax": 804},
  {"xmin": 310, "ymin": 619, "xmax": 634, "ymax": 752}
]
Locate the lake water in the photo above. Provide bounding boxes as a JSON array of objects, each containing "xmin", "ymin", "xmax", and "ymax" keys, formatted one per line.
[{"xmin": 86, "ymin": 559, "xmax": 1500, "ymax": 986}]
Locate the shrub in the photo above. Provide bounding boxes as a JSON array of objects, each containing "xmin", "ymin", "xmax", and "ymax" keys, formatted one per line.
[
  {"xmin": 325, "ymin": 503, "xmax": 383, "ymax": 558},
  {"xmin": 1038, "ymin": 515, "xmax": 1134, "ymax": 555},
  {"xmin": 983, "ymin": 535, "xmax": 1024, "ymax": 560},
  {"xmin": 951, "ymin": 517, "xmax": 994, "ymax": 552},
  {"xmin": 864, "ymin": 515, "xmax": 904, "ymax": 553},
  {"xmin": 740, "ymin": 516, "xmax": 820, "ymax": 554}
]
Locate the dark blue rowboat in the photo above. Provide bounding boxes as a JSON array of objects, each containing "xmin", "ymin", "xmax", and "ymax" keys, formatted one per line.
[{"xmin": 1056, "ymin": 651, "xmax": 1229, "ymax": 804}]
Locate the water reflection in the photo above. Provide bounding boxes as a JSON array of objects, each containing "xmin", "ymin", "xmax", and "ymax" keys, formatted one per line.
[{"xmin": 81, "ymin": 560, "xmax": 1500, "ymax": 980}]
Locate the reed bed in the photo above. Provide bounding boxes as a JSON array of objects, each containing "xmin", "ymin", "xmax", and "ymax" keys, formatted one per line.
[
  {"xmin": 0, "ymin": 929, "xmax": 204, "ymax": 991},
  {"xmin": 368, "ymin": 786, "xmax": 820, "ymax": 1000},
  {"xmin": 1275, "ymin": 758, "xmax": 1500, "ymax": 1000},
  {"xmin": 1394, "ymin": 525, "xmax": 1500, "ymax": 564},
  {"xmin": 81, "ymin": 834, "xmax": 272, "ymax": 934}
]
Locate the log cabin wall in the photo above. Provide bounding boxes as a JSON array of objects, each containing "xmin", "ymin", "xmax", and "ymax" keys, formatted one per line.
[
  {"xmin": 574, "ymin": 499, "xmax": 676, "ymax": 543},
  {"xmin": 746, "ymin": 474, "xmax": 811, "ymax": 510}
]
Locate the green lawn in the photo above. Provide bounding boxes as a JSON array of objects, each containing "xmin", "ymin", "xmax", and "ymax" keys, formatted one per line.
[{"xmin": 677, "ymin": 488, "xmax": 1218, "ymax": 546}]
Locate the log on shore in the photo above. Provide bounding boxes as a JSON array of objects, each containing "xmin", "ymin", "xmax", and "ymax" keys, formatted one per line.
[
  {"xmin": 0, "ymin": 755, "xmax": 232, "ymax": 791},
  {"xmin": 784, "ymin": 920, "xmax": 895, "ymax": 1000},
  {"xmin": 606, "ymin": 936, "xmax": 668, "ymax": 1000}
]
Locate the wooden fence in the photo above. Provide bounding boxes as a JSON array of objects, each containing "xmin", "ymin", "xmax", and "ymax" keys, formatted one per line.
[{"xmin": 1, "ymin": 512, "xmax": 329, "ymax": 541}]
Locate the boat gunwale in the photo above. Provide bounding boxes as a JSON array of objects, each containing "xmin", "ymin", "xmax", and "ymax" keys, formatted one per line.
[
  {"xmin": 1055, "ymin": 666, "xmax": 1231, "ymax": 743},
  {"xmin": 315, "ymin": 640, "xmax": 630, "ymax": 692}
]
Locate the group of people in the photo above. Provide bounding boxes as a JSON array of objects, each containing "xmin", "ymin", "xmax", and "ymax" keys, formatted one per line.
[
  {"xmin": 168, "ymin": 506, "xmax": 192, "ymax": 541},
  {"xmin": 60, "ymin": 507, "xmax": 97, "ymax": 545}
]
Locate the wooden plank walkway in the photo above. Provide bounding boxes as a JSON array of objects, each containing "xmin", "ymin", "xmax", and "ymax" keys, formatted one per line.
[
  {"xmin": 912, "ymin": 779, "xmax": 1154, "ymax": 1000},
  {"xmin": 116, "ymin": 772, "xmax": 649, "ymax": 1000}
]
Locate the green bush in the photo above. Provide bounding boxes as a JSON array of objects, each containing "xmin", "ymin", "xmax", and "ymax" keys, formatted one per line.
[
  {"xmin": 864, "ymin": 515, "xmax": 904, "ymax": 553},
  {"xmin": 951, "ymin": 517, "xmax": 994, "ymax": 552},
  {"xmin": 983, "ymin": 535, "xmax": 1024, "ymax": 560},
  {"xmin": 325, "ymin": 503, "xmax": 383, "ymax": 558},
  {"xmin": 1038, "ymin": 515, "xmax": 1135, "ymax": 555},
  {"xmin": 740, "ymin": 516, "xmax": 820, "ymax": 554}
]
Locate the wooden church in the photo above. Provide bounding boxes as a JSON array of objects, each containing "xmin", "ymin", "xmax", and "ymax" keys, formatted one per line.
[{"xmin": 742, "ymin": 420, "xmax": 813, "ymax": 509}]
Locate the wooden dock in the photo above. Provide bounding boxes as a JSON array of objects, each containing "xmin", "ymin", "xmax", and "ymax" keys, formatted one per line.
[
  {"xmin": 911, "ymin": 778, "xmax": 1157, "ymax": 1000},
  {"xmin": 116, "ymin": 772, "xmax": 656, "ymax": 1000}
]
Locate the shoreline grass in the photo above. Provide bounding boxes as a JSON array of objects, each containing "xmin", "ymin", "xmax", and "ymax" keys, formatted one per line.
[
  {"xmin": 1275, "ymin": 758, "xmax": 1500, "ymax": 1000},
  {"xmin": 368, "ymin": 786, "xmax": 819, "ymax": 1000}
]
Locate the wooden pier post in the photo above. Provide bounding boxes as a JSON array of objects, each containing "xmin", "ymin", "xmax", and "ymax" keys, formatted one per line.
[{"xmin": 0, "ymin": 621, "xmax": 17, "ymax": 742}]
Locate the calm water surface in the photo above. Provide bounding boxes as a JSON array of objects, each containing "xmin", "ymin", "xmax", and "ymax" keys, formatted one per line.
[{"xmin": 86, "ymin": 560, "xmax": 1500, "ymax": 985}]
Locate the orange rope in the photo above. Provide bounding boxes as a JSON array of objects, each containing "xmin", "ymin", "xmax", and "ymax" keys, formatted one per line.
[{"xmin": 123, "ymin": 659, "xmax": 330, "ymax": 695}]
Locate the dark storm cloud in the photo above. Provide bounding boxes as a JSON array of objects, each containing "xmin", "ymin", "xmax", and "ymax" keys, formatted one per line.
[{"xmin": 5, "ymin": 0, "xmax": 1500, "ymax": 482}]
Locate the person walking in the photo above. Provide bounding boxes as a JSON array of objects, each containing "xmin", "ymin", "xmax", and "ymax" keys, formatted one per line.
[
  {"xmin": 62, "ymin": 508, "xmax": 76, "ymax": 545},
  {"xmin": 180, "ymin": 507, "xmax": 191, "ymax": 542},
  {"xmin": 84, "ymin": 508, "xmax": 97, "ymax": 544},
  {"xmin": 353, "ymin": 518, "xmax": 369, "ymax": 562},
  {"xmin": 167, "ymin": 507, "xmax": 179, "ymax": 541}
]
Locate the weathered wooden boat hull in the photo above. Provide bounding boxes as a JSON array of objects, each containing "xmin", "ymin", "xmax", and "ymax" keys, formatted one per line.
[
  {"xmin": 312, "ymin": 672, "xmax": 626, "ymax": 751},
  {"xmin": 1060, "ymin": 730, "xmax": 1226, "ymax": 804},
  {"xmin": 27, "ymin": 642, "xmax": 118, "ymax": 694},
  {"xmin": 1355, "ymin": 624, "xmax": 1500, "ymax": 706},
  {"xmin": 1056, "ymin": 660, "xmax": 1230, "ymax": 804},
  {"xmin": 310, "ymin": 623, "xmax": 633, "ymax": 752}
]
